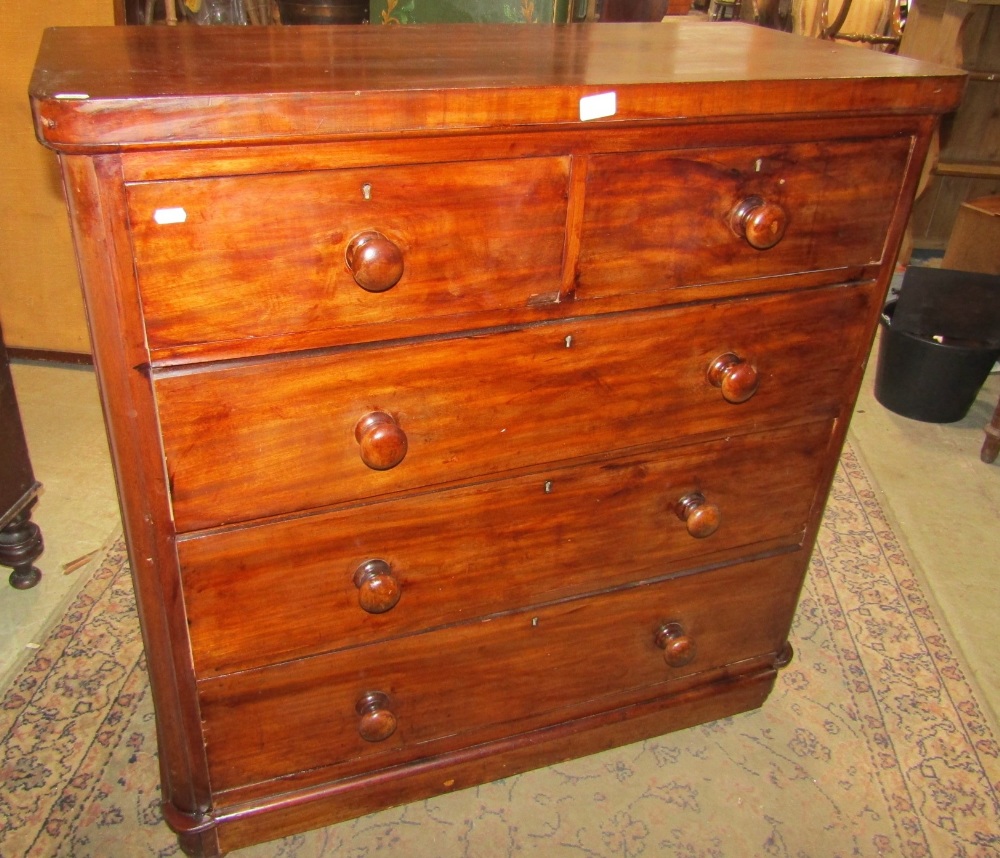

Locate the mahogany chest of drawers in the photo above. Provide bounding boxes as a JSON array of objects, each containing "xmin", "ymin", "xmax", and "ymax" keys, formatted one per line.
[{"xmin": 31, "ymin": 22, "xmax": 963, "ymax": 856}]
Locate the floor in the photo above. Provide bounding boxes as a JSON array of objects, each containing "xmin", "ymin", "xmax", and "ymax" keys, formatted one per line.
[
  {"xmin": 2, "ymin": 351, "xmax": 998, "ymax": 728},
  {"xmin": 0, "ymin": 362, "xmax": 120, "ymax": 684}
]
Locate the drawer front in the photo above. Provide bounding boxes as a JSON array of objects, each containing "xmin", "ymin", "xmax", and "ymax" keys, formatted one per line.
[
  {"xmin": 198, "ymin": 551, "xmax": 804, "ymax": 793},
  {"xmin": 156, "ymin": 282, "xmax": 875, "ymax": 532},
  {"xmin": 180, "ymin": 420, "xmax": 832, "ymax": 677},
  {"xmin": 127, "ymin": 157, "xmax": 569, "ymax": 349},
  {"xmin": 577, "ymin": 137, "xmax": 911, "ymax": 299}
]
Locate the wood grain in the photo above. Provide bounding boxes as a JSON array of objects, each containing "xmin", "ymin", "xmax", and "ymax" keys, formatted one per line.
[
  {"xmin": 30, "ymin": 22, "xmax": 961, "ymax": 856},
  {"xmin": 30, "ymin": 24, "xmax": 965, "ymax": 151},
  {"xmin": 127, "ymin": 158, "xmax": 569, "ymax": 349},
  {"xmin": 155, "ymin": 282, "xmax": 876, "ymax": 532},
  {"xmin": 179, "ymin": 420, "xmax": 832, "ymax": 677},
  {"xmin": 577, "ymin": 137, "xmax": 912, "ymax": 298},
  {"xmin": 198, "ymin": 551, "xmax": 806, "ymax": 794}
]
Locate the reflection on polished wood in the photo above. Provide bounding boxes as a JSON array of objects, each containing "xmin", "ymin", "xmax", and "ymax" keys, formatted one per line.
[{"xmin": 31, "ymin": 21, "xmax": 964, "ymax": 857}]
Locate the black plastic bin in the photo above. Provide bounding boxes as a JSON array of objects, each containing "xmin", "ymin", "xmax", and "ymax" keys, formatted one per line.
[{"xmin": 874, "ymin": 300, "xmax": 1000, "ymax": 423}]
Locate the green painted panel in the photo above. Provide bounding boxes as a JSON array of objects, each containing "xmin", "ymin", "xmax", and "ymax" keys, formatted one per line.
[{"xmin": 370, "ymin": 0, "xmax": 571, "ymax": 23}]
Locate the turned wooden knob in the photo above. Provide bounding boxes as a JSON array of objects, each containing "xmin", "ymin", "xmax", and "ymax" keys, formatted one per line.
[
  {"xmin": 655, "ymin": 622, "xmax": 697, "ymax": 668},
  {"xmin": 356, "ymin": 691, "xmax": 397, "ymax": 742},
  {"xmin": 707, "ymin": 353, "xmax": 759, "ymax": 403},
  {"xmin": 346, "ymin": 230, "xmax": 404, "ymax": 293},
  {"xmin": 353, "ymin": 559, "xmax": 401, "ymax": 613},
  {"xmin": 730, "ymin": 196, "xmax": 788, "ymax": 250},
  {"xmin": 675, "ymin": 492, "xmax": 720, "ymax": 538},
  {"xmin": 354, "ymin": 412, "xmax": 408, "ymax": 471}
]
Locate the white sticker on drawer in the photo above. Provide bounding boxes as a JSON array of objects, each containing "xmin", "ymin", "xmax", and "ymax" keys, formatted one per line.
[
  {"xmin": 579, "ymin": 91, "xmax": 617, "ymax": 122},
  {"xmin": 153, "ymin": 207, "xmax": 187, "ymax": 225}
]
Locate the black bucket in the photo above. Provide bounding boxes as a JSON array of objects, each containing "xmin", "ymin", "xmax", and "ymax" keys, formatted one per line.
[{"xmin": 874, "ymin": 301, "xmax": 1000, "ymax": 423}]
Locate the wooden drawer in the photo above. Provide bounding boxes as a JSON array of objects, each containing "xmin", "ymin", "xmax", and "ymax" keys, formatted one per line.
[
  {"xmin": 156, "ymin": 282, "xmax": 876, "ymax": 532},
  {"xmin": 198, "ymin": 550, "xmax": 805, "ymax": 795},
  {"xmin": 126, "ymin": 157, "xmax": 569, "ymax": 349},
  {"xmin": 576, "ymin": 137, "xmax": 912, "ymax": 299},
  {"xmin": 180, "ymin": 420, "xmax": 832, "ymax": 677}
]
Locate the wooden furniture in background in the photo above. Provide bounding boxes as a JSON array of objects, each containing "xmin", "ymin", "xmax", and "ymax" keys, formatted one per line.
[
  {"xmin": 0, "ymin": 322, "xmax": 43, "ymax": 589},
  {"xmin": 31, "ymin": 22, "xmax": 963, "ymax": 857},
  {"xmin": 942, "ymin": 194, "xmax": 1000, "ymax": 275},
  {"xmin": 940, "ymin": 194, "xmax": 1000, "ymax": 464},
  {"xmin": 600, "ymin": 0, "xmax": 683, "ymax": 19},
  {"xmin": 900, "ymin": 0, "xmax": 1000, "ymax": 250}
]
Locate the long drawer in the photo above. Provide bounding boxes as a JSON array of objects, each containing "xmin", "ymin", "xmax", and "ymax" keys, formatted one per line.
[
  {"xmin": 127, "ymin": 157, "xmax": 569, "ymax": 349},
  {"xmin": 577, "ymin": 136, "xmax": 911, "ymax": 298},
  {"xmin": 198, "ymin": 550, "xmax": 805, "ymax": 795},
  {"xmin": 155, "ymin": 282, "xmax": 875, "ymax": 532},
  {"xmin": 180, "ymin": 420, "xmax": 832, "ymax": 677}
]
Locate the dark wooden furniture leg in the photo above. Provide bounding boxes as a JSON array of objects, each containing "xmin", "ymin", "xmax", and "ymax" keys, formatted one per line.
[
  {"xmin": 0, "ymin": 502, "xmax": 44, "ymax": 589},
  {"xmin": 981, "ymin": 391, "xmax": 1000, "ymax": 464},
  {"xmin": 1, "ymin": 322, "xmax": 44, "ymax": 588}
]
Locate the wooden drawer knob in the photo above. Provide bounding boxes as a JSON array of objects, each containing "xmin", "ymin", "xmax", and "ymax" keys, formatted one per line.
[
  {"xmin": 346, "ymin": 230, "xmax": 404, "ymax": 293},
  {"xmin": 675, "ymin": 492, "xmax": 720, "ymax": 538},
  {"xmin": 730, "ymin": 196, "xmax": 788, "ymax": 250},
  {"xmin": 707, "ymin": 352, "xmax": 759, "ymax": 403},
  {"xmin": 354, "ymin": 412, "xmax": 408, "ymax": 471},
  {"xmin": 655, "ymin": 622, "xmax": 697, "ymax": 668},
  {"xmin": 356, "ymin": 691, "xmax": 397, "ymax": 742},
  {"xmin": 353, "ymin": 559, "xmax": 401, "ymax": 613}
]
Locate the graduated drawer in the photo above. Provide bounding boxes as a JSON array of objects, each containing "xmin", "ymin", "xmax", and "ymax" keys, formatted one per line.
[
  {"xmin": 198, "ymin": 550, "xmax": 804, "ymax": 795},
  {"xmin": 180, "ymin": 420, "xmax": 832, "ymax": 677},
  {"xmin": 126, "ymin": 157, "xmax": 569, "ymax": 349},
  {"xmin": 576, "ymin": 136, "xmax": 911, "ymax": 299},
  {"xmin": 155, "ymin": 281, "xmax": 876, "ymax": 532}
]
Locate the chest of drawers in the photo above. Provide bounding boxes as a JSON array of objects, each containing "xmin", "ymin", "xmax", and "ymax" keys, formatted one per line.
[{"xmin": 31, "ymin": 22, "xmax": 963, "ymax": 856}]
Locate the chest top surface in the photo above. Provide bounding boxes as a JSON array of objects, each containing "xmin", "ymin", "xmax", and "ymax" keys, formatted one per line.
[{"xmin": 31, "ymin": 21, "xmax": 964, "ymax": 152}]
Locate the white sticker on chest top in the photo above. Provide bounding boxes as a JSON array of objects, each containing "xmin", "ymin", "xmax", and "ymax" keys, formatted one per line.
[
  {"xmin": 153, "ymin": 207, "xmax": 188, "ymax": 225},
  {"xmin": 579, "ymin": 91, "xmax": 617, "ymax": 122}
]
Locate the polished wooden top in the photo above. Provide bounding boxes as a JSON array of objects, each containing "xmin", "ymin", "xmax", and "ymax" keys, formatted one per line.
[{"xmin": 31, "ymin": 22, "xmax": 965, "ymax": 151}]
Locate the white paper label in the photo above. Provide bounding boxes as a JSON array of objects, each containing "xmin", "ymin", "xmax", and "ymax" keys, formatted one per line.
[
  {"xmin": 153, "ymin": 207, "xmax": 188, "ymax": 225},
  {"xmin": 579, "ymin": 91, "xmax": 617, "ymax": 122}
]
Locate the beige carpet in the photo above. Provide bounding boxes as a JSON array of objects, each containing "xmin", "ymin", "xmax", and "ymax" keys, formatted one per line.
[{"xmin": 2, "ymin": 443, "xmax": 998, "ymax": 857}]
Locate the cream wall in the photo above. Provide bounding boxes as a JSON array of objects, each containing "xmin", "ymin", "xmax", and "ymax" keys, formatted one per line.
[{"xmin": 1, "ymin": 0, "xmax": 113, "ymax": 355}]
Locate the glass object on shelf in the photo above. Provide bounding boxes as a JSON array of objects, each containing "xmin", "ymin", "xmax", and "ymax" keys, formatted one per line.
[
  {"xmin": 370, "ymin": 0, "xmax": 568, "ymax": 24},
  {"xmin": 182, "ymin": 0, "xmax": 250, "ymax": 23}
]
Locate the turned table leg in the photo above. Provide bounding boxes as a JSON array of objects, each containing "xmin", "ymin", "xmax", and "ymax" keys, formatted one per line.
[
  {"xmin": 982, "ymin": 391, "xmax": 1000, "ymax": 465},
  {"xmin": 0, "ymin": 502, "xmax": 44, "ymax": 589}
]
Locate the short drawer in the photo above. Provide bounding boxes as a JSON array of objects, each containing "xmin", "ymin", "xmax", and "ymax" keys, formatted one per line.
[
  {"xmin": 198, "ymin": 551, "xmax": 805, "ymax": 794},
  {"xmin": 155, "ymin": 281, "xmax": 876, "ymax": 532},
  {"xmin": 576, "ymin": 136, "xmax": 911, "ymax": 299},
  {"xmin": 126, "ymin": 157, "xmax": 569, "ymax": 349},
  {"xmin": 179, "ymin": 420, "xmax": 832, "ymax": 677}
]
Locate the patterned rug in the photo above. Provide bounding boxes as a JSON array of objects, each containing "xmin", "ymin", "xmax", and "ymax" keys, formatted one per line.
[{"xmin": 2, "ymin": 443, "xmax": 998, "ymax": 858}]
